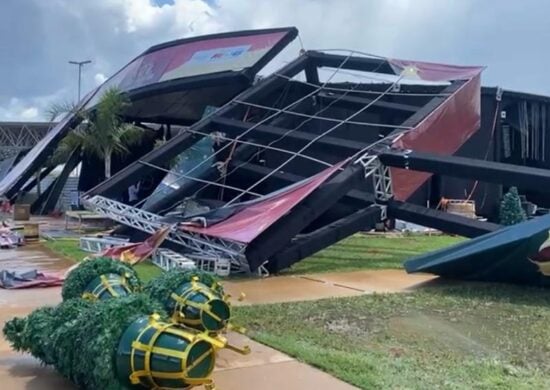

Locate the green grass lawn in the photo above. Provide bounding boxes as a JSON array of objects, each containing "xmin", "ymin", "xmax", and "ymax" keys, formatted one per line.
[
  {"xmin": 44, "ymin": 234, "xmax": 464, "ymax": 280},
  {"xmin": 284, "ymin": 234, "xmax": 464, "ymax": 275},
  {"xmin": 42, "ymin": 238, "xmax": 163, "ymax": 283},
  {"xmin": 234, "ymin": 283, "xmax": 550, "ymax": 389}
]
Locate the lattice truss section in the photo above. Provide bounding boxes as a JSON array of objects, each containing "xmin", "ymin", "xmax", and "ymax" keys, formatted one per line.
[
  {"xmin": 83, "ymin": 195, "xmax": 249, "ymax": 272},
  {"xmin": 0, "ymin": 123, "xmax": 50, "ymax": 159}
]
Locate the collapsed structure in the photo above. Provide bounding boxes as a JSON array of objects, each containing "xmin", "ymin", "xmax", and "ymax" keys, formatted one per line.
[{"xmin": 1, "ymin": 27, "xmax": 549, "ymax": 285}]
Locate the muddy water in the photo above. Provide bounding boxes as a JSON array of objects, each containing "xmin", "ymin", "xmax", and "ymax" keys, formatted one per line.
[
  {"xmin": 0, "ymin": 245, "xmax": 74, "ymax": 273},
  {"xmin": 0, "ymin": 245, "xmax": 74, "ymax": 389},
  {"xmin": 224, "ymin": 269, "xmax": 437, "ymax": 305}
]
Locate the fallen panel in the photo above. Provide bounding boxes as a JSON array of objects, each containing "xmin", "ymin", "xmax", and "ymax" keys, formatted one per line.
[
  {"xmin": 176, "ymin": 160, "xmax": 346, "ymax": 243},
  {"xmin": 0, "ymin": 27, "xmax": 298, "ymax": 198},
  {"xmin": 405, "ymin": 214, "xmax": 550, "ymax": 286}
]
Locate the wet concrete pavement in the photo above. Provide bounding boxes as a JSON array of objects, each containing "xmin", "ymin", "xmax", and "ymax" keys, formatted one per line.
[
  {"xmin": 0, "ymin": 244, "xmax": 73, "ymax": 273},
  {"xmin": 224, "ymin": 269, "xmax": 436, "ymax": 305}
]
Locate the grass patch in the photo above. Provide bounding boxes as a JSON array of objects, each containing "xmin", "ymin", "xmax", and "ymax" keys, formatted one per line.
[
  {"xmin": 42, "ymin": 239, "xmax": 163, "ymax": 283},
  {"xmin": 284, "ymin": 234, "xmax": 464, "ymax": 274},
  {"xmin": 234, "ymin": 283, "xmax": 550, "ymax": 389},
  {"xmin": 44, "ymin": 234, "xmax": 465, "ymax": 281}
]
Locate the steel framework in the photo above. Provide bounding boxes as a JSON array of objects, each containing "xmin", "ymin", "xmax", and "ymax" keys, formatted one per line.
[
  {"xmin": 83, "ymin": 195, "xmax": 250, "ymax": 272},
  {"xmin": 0, "ymin": 122, "xmax": 52, "ymax": 160}
]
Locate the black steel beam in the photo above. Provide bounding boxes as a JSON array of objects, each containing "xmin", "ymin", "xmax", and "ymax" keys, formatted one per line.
[
  {"xmin": 317, "ymin": 92, "xmax": 420, "ymax": 113},
  {"xmin": 268, "ymin": 206, "xmax": 381, "ymax": 272},
  {"xmin": 304, "ymin": 58, "xmax": 320, "ymax": 85},
  {"xmin": 35, "ymin": 147, "xmax": 81, "ymax": 215},
  {"xmin": 231, "ymin": 160, "xmax": 372, "ymax": 206},
  {"xmin": 245, "ymin": 163, "xmax": 365, "ymax": 271},
  {"xmin": 387, "ymin": 200, "xmax": 501, "ymax": 238},
  {"xmin": 213, "ymin": 117, "xmax": 369, "ymax": 155},
  {"xmin": 380, "ymin": 150, "xmax": 550, "ymax": 193},
  {"xmin": 19, "ymin": 163, "xmax": 56, "ymax": 195}
]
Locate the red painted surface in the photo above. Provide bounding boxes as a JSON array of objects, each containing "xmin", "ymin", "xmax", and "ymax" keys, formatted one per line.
[
  {"xmin": 180, "ymin": 161, "xmax": 346, "ymax": 243},
  {"xmin": 391, "ymin": 70, "xmax": 483, "ymax": 200}
]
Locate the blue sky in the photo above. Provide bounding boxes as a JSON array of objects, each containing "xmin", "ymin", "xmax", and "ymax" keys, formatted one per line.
[
  {"xmin": 2, "ymin": 0, "xmax": 550, "ymax": 121},
  {"xmin": 151, "ymin": 0, "xmax": 175, "ymax": 6}
]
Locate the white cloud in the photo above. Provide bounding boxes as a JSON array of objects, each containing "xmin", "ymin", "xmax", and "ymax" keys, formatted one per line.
[
  {"xmin": 0, "ymin": 88, "xmax": 69, "ymax": 122},
  {"xmin": 4, "ymin": 0, "xmax": 550, "ymax": 122},
  {"xmin": 20, "ymin": 107, "xmax": 39, "ymax": 120},
  {"xmin": 94, "ymin": 73, "xmax": 108, "ymax": 85}
]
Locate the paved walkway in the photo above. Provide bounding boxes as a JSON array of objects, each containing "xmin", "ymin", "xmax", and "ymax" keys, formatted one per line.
[{"xmin": 224, "ymin": 269, "xmax": 436, "ymax": 305}]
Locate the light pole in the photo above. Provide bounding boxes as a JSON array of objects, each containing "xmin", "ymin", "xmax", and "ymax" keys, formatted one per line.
[{"xmin": 68, "ymin": 60, "xmax": 91, "ymax": 102}]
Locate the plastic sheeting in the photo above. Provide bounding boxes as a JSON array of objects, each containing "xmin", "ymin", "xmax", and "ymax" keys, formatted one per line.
[
  {"xmin": 0, "ymin": 270, "xmax": 64, "ymax": 289},
  {"xmin": 180, "ymin": 161, "xmax": 346, "ymax": 243},
  {"xmin": 405, "ymin": 214, "xmax": 550, "ymax": 287},
  {"xmin": 143, "ymin": 136, "xmax": 215, "ymax": 209},
  {"xmin": 388, "ymin": 59, "xmax": 484, "ymax": 82},
  {"xmin": 98, "ymin": 227, "xmax": 170, "ymax": 265}
]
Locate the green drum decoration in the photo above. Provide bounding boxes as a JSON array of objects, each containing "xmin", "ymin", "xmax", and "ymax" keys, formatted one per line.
[
  {"xmin": 116, "ymin": 314, "xmax": 222, "ymax": 389},
  {"xmin": 82, "ymin": 273, "xmax": 133, "ymax": 300},
  {"xmin": 169, "ymin": 278, "xmax": 231, "ymax": 333}
]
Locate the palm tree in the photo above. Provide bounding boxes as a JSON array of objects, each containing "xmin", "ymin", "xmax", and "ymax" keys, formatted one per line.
[{"xmin": 49, "ymin": 88, "xmax": 145, "ymax": 179}]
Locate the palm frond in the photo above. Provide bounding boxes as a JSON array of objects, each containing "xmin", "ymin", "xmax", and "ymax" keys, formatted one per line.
[
  {"xmin": 49, "ymin": 132, "xmax": 84, "ymax": 165},
  {"xmin": 46, "ymin": 101, "xmax": 81, "ymax": 122}
]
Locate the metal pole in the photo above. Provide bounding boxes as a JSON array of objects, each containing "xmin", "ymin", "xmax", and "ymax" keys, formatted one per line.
[{"xmin": 68, "ymin": 60, "xmax": 91, "ymax": 102}]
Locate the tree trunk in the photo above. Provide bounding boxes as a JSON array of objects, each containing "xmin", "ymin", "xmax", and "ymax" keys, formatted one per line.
[{"xmin": 105, "ymin": 152, "xmax": 111, "ymax": 179}]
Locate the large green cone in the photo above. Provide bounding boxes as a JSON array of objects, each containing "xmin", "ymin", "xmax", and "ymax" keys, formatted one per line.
[
  {"xmin": 3, "ymin": 294, "xmax": 165, "ymax": 390},
  {"xmin": 62, "ymin": 257, "xmax": 141, "ymax": 301},
  {"xmin": 144, "ymin": 270, "xmax": 231, "ymax": 332},
  {"xmin": 116, "ymin": 315, "xmax": 217, "ymax": 389}
]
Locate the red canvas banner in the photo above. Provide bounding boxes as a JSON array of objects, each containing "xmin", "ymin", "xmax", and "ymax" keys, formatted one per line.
[
  {"xmin": 391, "ymin": 73, "xmax": 483, "ymax": 200},
  {"xmin": 98, "ymin": 227, "xmax": 170, "ymax": 265},
  {"xmin": 180, "ymin": 161, "xmax": 346, "ymax": 243}
]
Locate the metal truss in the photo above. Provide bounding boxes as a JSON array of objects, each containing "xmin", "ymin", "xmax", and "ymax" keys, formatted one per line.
[
  {"xmin": 79, "ymin": 236, "xmax": 129, "ymax": 253},
  {"xmin": 83, "ymin": 195, "xmax": 250, "ymax": 273},
  {"xmin": 0, "ymin": 123, "xmax": 51, "ymax": 159},
  {"xmin": 152, "ymin": 248, "xmax": 197, "ymax": 272},
  {"xmin": 355, "ymin": 153, "xmax": 392, "ymax": 220}
]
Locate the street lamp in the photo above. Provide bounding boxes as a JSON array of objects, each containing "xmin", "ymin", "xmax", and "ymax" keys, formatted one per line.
[{"xmin": 68, "ymin": 60, "xmax": 92, "ymax": 102}]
